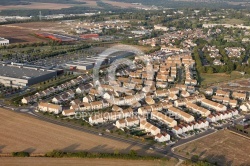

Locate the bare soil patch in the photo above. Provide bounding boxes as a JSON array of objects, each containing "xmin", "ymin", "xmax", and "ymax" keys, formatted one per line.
[
  {"xmin": 175, "ymin": 130, "xmax": 250, "ymax": 166},
  {"xmin": 0, "ymin": 3, "xmax": 74, "ymax": 10},
  {"xmin": 0, "ymin": 108, "xmax": 156, "ymax": 156}
]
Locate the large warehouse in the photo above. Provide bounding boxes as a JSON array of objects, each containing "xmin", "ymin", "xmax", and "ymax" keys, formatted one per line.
[
  {"xmin": 0, "ymin": 64, "xmax": 57, "ymax": 88},
  {"xmin": 65, "ymin": 51, "xmax": 134, "ymax": 70}
]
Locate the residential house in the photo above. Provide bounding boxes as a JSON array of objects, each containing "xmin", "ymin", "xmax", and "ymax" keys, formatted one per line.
[
  {"xmin": 205, "ymin": 88, "xmax": 214, "ymax": 96},
  {"xmin": 186, "ymin": 103, "xmax": 211, "ymax": 117},
  {"xmin": 151, "ymin": 111, "xmax": 177, "ymax": 127},
  {"xmin": 156, "ymin": 82, "xmax": 168, "ymax": 88},
  {"xmin": 216, "ymin": 89, "xmax": 230, "ymax": 97},
  {"xmin": 232, "ymin": 92, "xmax": 246, "ymax": 101},
  {"xmin": 138, "ymin": 106, "xmax": 152, "ymax": 116},
  {"xmin": 229, "ymin": 99, "xmax": 237, "ymax": 108},
  {"xmin": 145, "ymin": 96, "xmax": 155, "ymax": 105},
  {"xmin": 76, "ymin": 86, "xmax": 85, "ymax": 94},
  {"xmin": 121, "ymin": 108, "xmax": 133, "ymax": 118},
  {"xmin": 200, "ymin": 98, "xmax": 227, "ymax": 112},
  {"xmin": 21, "ymin": 96, "xmax": 32, "ymax": 104},
  {"xmin": 155, "ymin": 89, "xmax": 169, "ymax": 97},
  {"xmin": 70, "ymin": 99, "xmax": 81, "ymax": 106},
  {"xmin": 62, "ymin": 109, "xmax": 75, "ymax": 116},
  {"xmin": 154, "ymin": 133, "xmax": 170, "ymax": 142},
  {"xmin": 168, "ymin": 107, "xmax": 195, "ymax": 123},
  {"xmin": 168, "ymin": 94, "xmax": 178, "ymax": 101},
  {"xmin": 150, "ymin": 125, "xmax": 161, "ymax": 135},
  {"xmin": 79, "ymin": 102, "xmax": 92, "ymax": 111},
  {"xmin": 116, "ymin": 119, "xmax": 126, "ymax": 128},
  {"xmin": 90, "ymin": 101, "xmax": 103, "ymax": 110},
  {"xmin": 89, "ymin": 114, "xmax": 104, "ymax": 124},
  {"xmin": 38, "ymin": 102, "xmax": 62, "ymax": 114},
  {"xmin": 52, "ymin": 96, "xmax": 62, "ymax": 104},
  {"xmin": 112, "ymin": 105, "xmax": 122, "ymax": 112},
  {"xmin": 181, "ymin": 91, "xmax": 190, "ymax": 98},
  {"xmin": 172, "ymin": 126, "xmax": 183, "ymax": 135},
  {"xmin": 83, "ymin": 95, "xmax": 95, "ymax": 103},
  {"xmin": 126, "ymin": 117, "xmax": 140, "ymax": 127}
]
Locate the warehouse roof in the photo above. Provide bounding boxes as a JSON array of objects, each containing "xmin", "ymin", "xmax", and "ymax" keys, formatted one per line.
[{"xmin": 0, "ymin": 64, "xmax": 56, "ymax": 80}]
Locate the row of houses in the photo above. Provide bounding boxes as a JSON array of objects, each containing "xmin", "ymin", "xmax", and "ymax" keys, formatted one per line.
[
  {"xmin": 186, "ymin": 102, "xmax": 211, "ymax": 117},
  {"xmin": 115, "ymin": 117, "xmax": 140, "ymax": 128},
  {"xmin": 216, "ymin": 89, "xmax": 247, "ymax": 101},
  {"xmin": 22, "ymin": 75, "xmax": 89, "ymax": 104},
  {"xmin": 140, "ymin": 120, "xmax": 161, "ymax": 136},
  {"xmin": 70, "ymin": 100, "xmax": 111, "ymax": 112},
  {"xmin": 172, "ymin": 120, "xmax": 209, "ymax": 135},
  {"xmin": 212, "ymin": 95, "xmax": 237, "ymax": 108},
  {"xmin": 174, "ymin": 94, "xmax": 205, "ymax": 107},
  {"xmin": 38, "ymin": 102, "xmax": 62, "ymax": 114},
  {"xmin": 200, "ymin": 98, "xmax": 227, "ymax": 112},
  {"xmin": 168, "ymin": 106, "xmax": 195, "ymax": 123},
  {"xmin": 88, "ymin": 108, "xmax": 134, "ymax": 124},
  {"xmin": 206, "ymin": 109, "xmax": 239, "ymax": 122},
  {"xmin": 52, "ymin": 90, "xmax": 75, "ymax": 104},
  {"xmin": 151, "ymin": 111, "xmax": 177, "ymax": 128}
]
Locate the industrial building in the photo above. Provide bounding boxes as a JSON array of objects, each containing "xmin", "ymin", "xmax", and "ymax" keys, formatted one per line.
[
  {"xmin": 0, "ymin": 64, "xmax": 57, "ymax": 88},
  {"xmin": 36, "ymin": 33, "xmax": 77, "ymax": 42},
  {"xmin": 65, "ymin": 51, "xmax": 134, "ymax": 70},
  {"xmin": 0, "ymin": 37, "xmax": 9, "ymax": 46}
]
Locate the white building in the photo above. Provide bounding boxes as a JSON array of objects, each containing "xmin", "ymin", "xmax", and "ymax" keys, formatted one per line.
[
  {"xmin": 168, "ymin": 107, "xmax": 195, "ymax": 123},
  {"xmin": 38, "ymin": 102, "xmax": 62, "ymax": 114},
  {"xmin": 0, "ymin": 37, "xmax": 9, "ymax": 46},
  {"xmin": 154, "ymin": 133, "xmax": 170, "ymax": 142}
]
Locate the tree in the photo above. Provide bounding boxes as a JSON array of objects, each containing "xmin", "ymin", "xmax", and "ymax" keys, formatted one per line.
[
  {"xmin": 207, "ymin": 67, "xmax": 214, "ymax": 74},
  {"xmin": 191, "ymin": 155, "xmax": 199, "ymax": 163}
]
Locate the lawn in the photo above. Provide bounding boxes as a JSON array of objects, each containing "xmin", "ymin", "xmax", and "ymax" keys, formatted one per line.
[
  {"xmin": 220, "ymin": 18, "xmax": 245, "ymax": 25},
  {"xmin": 174, "ymin": 130, "xmax": 250, "ymax": 166},
  {"xmin": 200, "ymin": 71, "xmax": 248, "ymax": 87},
  {"xmin": 200, "ymin": 73, "xmax": 231, "ymax": 87}
]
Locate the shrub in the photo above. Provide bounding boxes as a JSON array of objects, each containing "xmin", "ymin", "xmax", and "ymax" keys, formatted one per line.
[{"xmin": 12, "ymin": 152, "xmax": 30, "ymax": 157}]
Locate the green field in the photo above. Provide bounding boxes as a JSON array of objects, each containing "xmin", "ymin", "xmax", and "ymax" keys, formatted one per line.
[
  {"xmin": 213, "ymin": 18, "xmax": 246, "ymax": 25},
  {"xmin": 200, "ymin": 71, "xmax": 248, "ymax": 87}
]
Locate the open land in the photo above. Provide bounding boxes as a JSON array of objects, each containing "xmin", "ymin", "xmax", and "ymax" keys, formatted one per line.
[
  {"xmin": 0, "ymin": 0, "xmax": 144, "ymax": 10},
  {"xmin": 0, "ymin": 25, "xmax": 47, "ymax": 43},
  {"xmin": 0, "ymin": 108, "xmax": 159, "ymax": 156},
  {"xmin": 0, "ymin": 157, "xmax": 178, "ymax": 166},
  {"xmin": 174, "ymin": 130, "xmax": 250, "ymax": 166},
  {"xmin": 102, "ymin": 0, "xmax": 144, "ymax": 8},
  {"xmin": 200, "ymin": 71, "xmax": 249, "ymax": 87},
  {"xmin": 218, "ymin": 18, "xmax": 246, "ymax": 25},
  {"xmin": 0, "ymin": 22, "xmax": 72, "ymax": 43},
  {"xmin": 0, "ymin": 3, "xmax": 75, "ymax": 10}
]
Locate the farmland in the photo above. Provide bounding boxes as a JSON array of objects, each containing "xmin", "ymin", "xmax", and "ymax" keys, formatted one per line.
[
  {"xmin": 0, "ymin": 108, "xmax": 158, "ymax": 156},
  {"xmin": 0, "ymin": 25, "xmax": 47, "ymax": 43},
  {"xmin": 0, "ymin": 3, "xmax": 75, "ymax": 10},
  {"xmin": 0, "ymin": 22, "xmax": 71, "ymax": 43},
  {"xmin": 174, "ymin": 130, "xmax": 250, "ymax": 166},
  {"xmin": 0, "ymin": 157, "xmax": 179, "ymax": 166},
  {"xmin": 101, "ymin": 0, "xmax": 144, "ymax": 8},
  {"xmin": 0, "ymin": 0, "xmax": 143, "ymax": 10}
]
